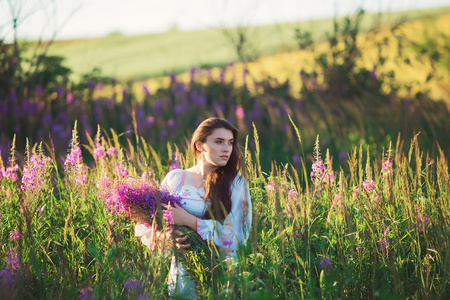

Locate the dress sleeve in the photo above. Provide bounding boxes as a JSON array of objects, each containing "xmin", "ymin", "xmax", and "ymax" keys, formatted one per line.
[
  {"xmin": 196, "ymin": 175, "xmax": 252, "ymax": 255},
  {"xmin": 135, "ymin": 169, "xmax": 183, "ymax": 252}
]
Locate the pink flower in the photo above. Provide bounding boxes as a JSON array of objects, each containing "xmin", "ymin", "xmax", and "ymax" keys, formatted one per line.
[
  {"xmin": 141, "ymin": 171, "xmax": 152, "ymax": 180},
  {"xmin": 163, "ymin": 210, "xmax": 174, "ymax": 225},
  {"xmin": 107, "ymin": 147, "xmax": 118, "ymax": 156},
  {"xmin": 235, "ymin": 105, "xmax": 245, "ymax": 119},
  {"xmin": 1, "ymin": 164, "xmax": 19, "ymax": 181},
  {"xmin": 8, "ymin": 229, "xmax": 21, "ymax": 241},
  {"xmin": 94, "ymin": 146, "xmax": 105, "ymax": 161},
  {"xmin": 21, "ymin": 154, "xmax": 51, "ymax": 194},
  {"xmin": 116, "ymin": 164, "xmax": 128, "ymax": 178},
  {"xmin": 362, "ymin": 180, "xmax": 375, "ymax": 193},
  {"xmin": 311, "ymin": 160, "xmax": 323, "ymax": 179},
  {"xmin": 266, "ymin": 183, "xmax": 275, "ymax": 195},
  {"xmin": 287, "ymin": 188, "xmax": 298, "ymax": 203}
]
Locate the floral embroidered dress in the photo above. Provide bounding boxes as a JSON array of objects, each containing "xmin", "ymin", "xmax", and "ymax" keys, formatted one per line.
[{"xmin": 135, "ymin": 169, "xmax": 252, "ymax": 299}]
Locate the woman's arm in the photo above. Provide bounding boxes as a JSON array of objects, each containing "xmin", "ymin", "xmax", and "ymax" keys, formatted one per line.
[{"xmin": 196, "ymin": 176, "xmax": 252, "ymax": 253}]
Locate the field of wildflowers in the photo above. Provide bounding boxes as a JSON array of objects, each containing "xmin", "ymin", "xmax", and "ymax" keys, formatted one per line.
[
  {"xmin": 1, "ymin": 8, "xmax": 450, "ymax": 300},
  {"xmin": 0, "ymin": 123, "xmax": 449, "ymax": 299}
]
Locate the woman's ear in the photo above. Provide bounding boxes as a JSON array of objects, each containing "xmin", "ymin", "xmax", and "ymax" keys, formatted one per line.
[{"xmin": 195, "ymin": 141, "xmax": 203, "ymax": 152}]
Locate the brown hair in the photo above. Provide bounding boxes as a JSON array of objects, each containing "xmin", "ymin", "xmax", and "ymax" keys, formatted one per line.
[{"xmin": 191, "ymin": 117, "xmax": 244, "ymax": 221}]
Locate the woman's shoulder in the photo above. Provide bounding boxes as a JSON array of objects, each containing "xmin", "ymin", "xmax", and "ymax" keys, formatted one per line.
[
  {"xmin": 161, "ymin": 169, "xmax": 184, "ymax": 184},
  {"xmin": 165, "ymin": 168, "xmax": 184, "ymax": 178},
  {"xmin": 232, "ymin": 174, "xmax": 248, "ymax": 189}
]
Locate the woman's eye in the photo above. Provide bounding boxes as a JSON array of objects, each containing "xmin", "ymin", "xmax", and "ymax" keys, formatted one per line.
[{"xmin": 216, "ymin": 141, "xmax": 222, "ymax": 144}]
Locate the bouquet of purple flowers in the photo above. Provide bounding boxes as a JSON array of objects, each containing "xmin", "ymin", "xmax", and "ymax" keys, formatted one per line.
[{"xmin": 97, "ymin": 174, "xmax": 216, "ymax": 288}]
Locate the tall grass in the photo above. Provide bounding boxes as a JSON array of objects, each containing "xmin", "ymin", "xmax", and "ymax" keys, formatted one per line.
[{"xmin": 1, "ymin": 123, "xmax": 448, "ymax": 299}]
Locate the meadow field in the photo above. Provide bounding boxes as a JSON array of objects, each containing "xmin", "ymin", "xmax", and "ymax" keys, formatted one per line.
[
  {"xmin": 1, "ymin": 6, "xmax": 450, "ymax": 299},
  {"xmin": 32, "ymin": 6, "xmax": 450, "ymax": 81}
]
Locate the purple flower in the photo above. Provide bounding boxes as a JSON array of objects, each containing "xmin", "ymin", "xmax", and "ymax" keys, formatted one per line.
[
  {"xmin": 142, "ymin": 84, "xmax": 151, "ymax": 97},
  {"xmin": 167, "ymin": 119, "xmax": 176, "ymax": 130},
  {"xmin": 378, "ymin": 237, "xmax": 388, "ymax": 255},
  {"xmin": 6, "ymin": 250, "xmax": 19, "ymax": 271},
  {"xmin": 220, "ymin": 234, "xmax": 233, "ymax": 248},
  {"xmin": 320, "ymin": 257, "xmax": 332, "ymax": 272},
  {"xmin": 174, "ymin": 105, "xmax": 183, "ymax": 115},
  {"xmin": 137, "ymin": 295, "xmax": 152, "ymax": 300},
  {"xmin": 0, "ymin": 267, "xmax": 15, "ymax": 288},
  {"xmin": 404, "ymin": 98, "xmax": 412, "ymax": 107},
  {"xmin": 87, "ymin": 80, "xmax": 95, "ymax": 89},
  {"xmin": 169, "ymin": 152, "xmax": 180, "ymax": 171},
  {"xmin": 169, "ymin": 73, "xmax": 176, "ymax": 83},
  {"xmin": 124, "ymin": 279, "xmax": 142, "ymax": 291},
  {"xmin": 417, "ymin": 213, "xmax": 428, "ymax": 232},
  {"xmin": 370, "ymin": 67, "xmax": 377, "ymax": 80},
  {"xmin": 79, "ymin": 287, "xmax": 95, "ymax": 300},
  {"xmin": 35, "ymin": 85, "xmax": 44, "ymax": 96},
  {"xmin": 189, "ymin": 67, "xmax": 197, "ymax": 82},
  {"xmin": 99, "ymin": 176, "xmax": 183, "ymax": 222},
  {"xmin": 292, "ymin": 155, "xmax": 300, "ymax": 165}
]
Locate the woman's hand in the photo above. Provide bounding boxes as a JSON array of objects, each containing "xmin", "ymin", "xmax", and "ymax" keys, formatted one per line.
[
  {"xmin": 161, "ymin": 203, "xmax": 198, "ymax": 231},
  {"xmin": 148, "ymin": 227, "xmax": 191, "ymax": 252},
  {"xmin": 172, "ymin": 229, "xmax": 191, "ymax": 252}
]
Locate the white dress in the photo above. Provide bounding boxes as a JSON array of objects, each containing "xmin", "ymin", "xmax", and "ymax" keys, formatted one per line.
[{"xmin": 135, "ymin": 169, "xmax": 252, "ymax": 299}]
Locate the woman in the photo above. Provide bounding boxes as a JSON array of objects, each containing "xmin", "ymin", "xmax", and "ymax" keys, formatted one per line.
[{"xmin": 135, "ymin": 117, "xmax": 252, "ymax": 299}]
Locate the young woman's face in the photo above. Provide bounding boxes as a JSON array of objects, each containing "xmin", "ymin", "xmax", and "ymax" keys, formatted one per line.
[{"xmin": 198, "ymin": 128, "xmax": 234, "ymax": 167}]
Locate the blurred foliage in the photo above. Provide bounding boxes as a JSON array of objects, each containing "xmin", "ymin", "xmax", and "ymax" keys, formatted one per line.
[{"xmin": 0, "ymin": 9, "xmax": 449, "ymax": 172}]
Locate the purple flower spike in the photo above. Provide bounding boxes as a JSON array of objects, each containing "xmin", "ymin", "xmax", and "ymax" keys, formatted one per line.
[
  {"xmin": 79, "ymin": 287, "xmax": 95, "ymax": 300},
  {"xmin": 163, "ymin": 210, "xmax": 174, "ymax": 225},
  {"xmin": 8, "ymin": 229, "xmax": 21, "ymax": 241},
  {"xmin": 320, "ymin": 257, "xmax": 332, "ymax": 272},
  {"xmin": 124, "ymin": 279, "xmax": 142, "ymax": 291}
]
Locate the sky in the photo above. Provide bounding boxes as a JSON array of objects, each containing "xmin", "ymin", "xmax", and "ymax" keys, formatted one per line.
[{"xmin": 1, "ymin": 0, "xmax": 450, "ymax": 42}]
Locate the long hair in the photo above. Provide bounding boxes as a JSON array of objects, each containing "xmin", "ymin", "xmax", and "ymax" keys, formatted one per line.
[{"xmin": 191, "ymin": 117, "xmax": 244, "ymax": 221}]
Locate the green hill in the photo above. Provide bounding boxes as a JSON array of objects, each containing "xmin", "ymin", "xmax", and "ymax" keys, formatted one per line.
[{"xmin": 27, "ymin": 6, "xmax": 450, "ymax": 81}]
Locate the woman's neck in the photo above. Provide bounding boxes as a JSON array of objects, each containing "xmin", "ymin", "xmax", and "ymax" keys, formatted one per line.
[{"xmin": 195, "ymin": 159, "xmax": 216, "ymax": 179}]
